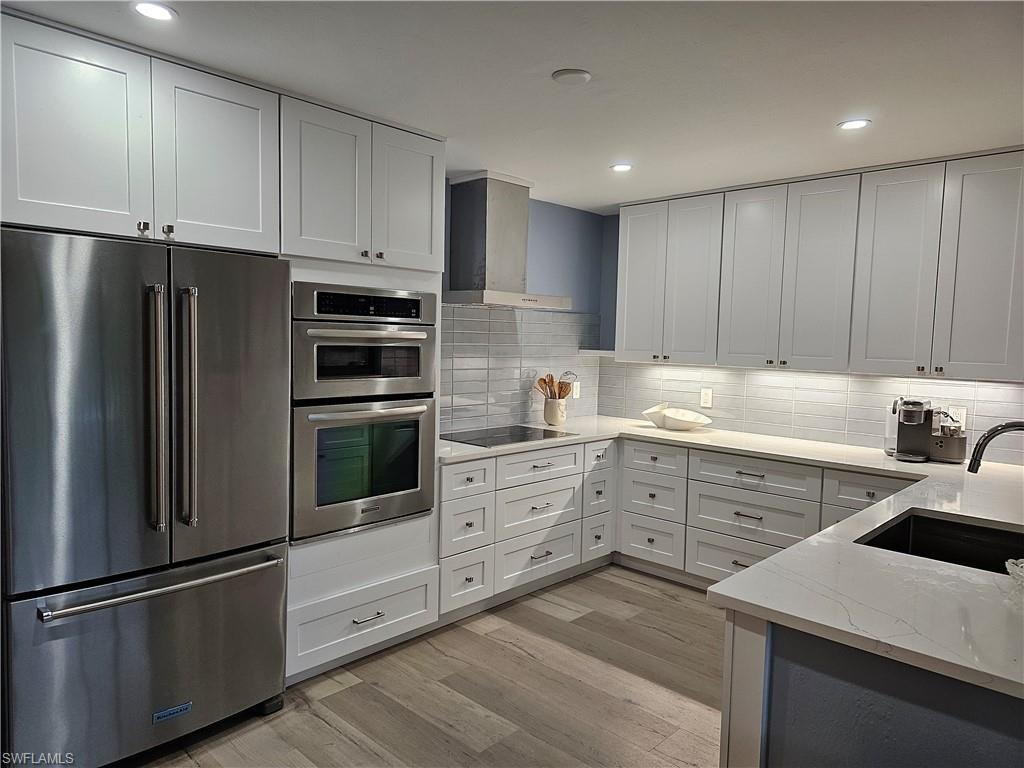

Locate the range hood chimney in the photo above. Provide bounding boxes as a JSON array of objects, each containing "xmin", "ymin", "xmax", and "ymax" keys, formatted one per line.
[{"xmin": 444, "ymin": 172, "xmax": 572, "ymax": 310}]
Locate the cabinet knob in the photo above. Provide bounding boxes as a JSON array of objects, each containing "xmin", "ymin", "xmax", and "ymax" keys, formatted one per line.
[
  {"xmin": 766, "ymin": 359, "xmax": 775, "ymax": 366},
  {"xmin": 647, "ymin": 537, "xmax": 655, "ymax": 544},
  {"xmin": 594, "ymin": 534, "xmax": 603, "ymax": 541},
  {"xmin": 375, "ymin": 251, "xmax": 385, "ymax": 260},
  {"xmin": 915, "ymin": 366, "xmax": 926, "ymax": 373},
  {"xmin": 648, "ymin": 492, "xmax": 657, "ymax": 500},
  {"xmin": 361, "ymin": 249, "xmax": 370, "ymax": 259},
  {"xmin": 934, "ymin": 366, "xmax": 944, "ymax": 375},
  {"xmin": 137, "ymin": 220, "xmax": 150, "ymax": 235},
  {"xmin": 595, "ymin": 489, "xmax": 603, "ymax": 497},
  {"xmin": 465, "ymin": 576, "xmax": 475, "ymax": 583},
  {"xmin": 465, "ymin": 521, "xmax": 475, "ymax": 528},
  {"xmin": 663, "ymin": 355, "xmax": 670, "ymax": 361},
  {"xmin": 780, "ymin": 360, "xmax": 788, "ymax": 366},
  {"xmin": 465, "ymin": 476, "xmax": 474, "ymax": 483},
  {"xmin": 652, "ymin": 354, "xmax": 658, "ymax": 360},
  {"xmin": 650, "ymin": 456, "xmax": 658, "ymax": 462},
  {"xmin": 865, "ymin": 490, "xmax": 876, "ymax": 498},
  {"xmin": 161, "ymin": 224, "xmax": 175, "ymax": 237}
]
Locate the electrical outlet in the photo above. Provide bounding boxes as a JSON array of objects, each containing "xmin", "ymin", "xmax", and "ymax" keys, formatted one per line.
[
  {"xmin": 572, "ymin": 381, "xmax": 581, "ymax": 399},
  {"xmin": 947, "ymin": 405, "xmax": 968, "ymax": 428},
  {"xmin": 700, "ymin": 387, "xmax": 713, "ymax": 408}
]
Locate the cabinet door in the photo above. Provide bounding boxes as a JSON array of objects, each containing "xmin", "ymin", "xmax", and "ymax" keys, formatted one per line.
[
  {"xmin": 717, "ymin": 186, "xmax": 787, "ymax": 368},
  {"xmin": 932, "ymin": 152, "xmax": 1024, "ymax": 381},
  {"xmin": 849, "ymin": 164, "xmax": 944, "ymax": 376},
  {"xmin": 281, "ymin": 97, "xmax": 371, "ymax": 263},
  {"xmin": 615, "ymin": 202, "xmax": 668, "ymax": 362},
  {"xmin": 370, "ymin": 124, "xmax": 445, "ymax": 271},
  {"xmin": 663, "ymin": 194, "xmax": 723, "ymax": 364},
  {"xmin": 1, "ymin": 17, "xmax": 153, "ymax": 237},
  {"xmin": 777, "ymin": 176, "xmax": 860, "ymax": 372},
  {"xmin": 152, "ymin": 61, "xmax": 280, "ymax": 253}
]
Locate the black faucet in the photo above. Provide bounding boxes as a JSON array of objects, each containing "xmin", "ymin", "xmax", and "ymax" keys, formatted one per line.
[{"xmin": 967, "ymin": 421, "xmax": 1024, "ymax": 473}]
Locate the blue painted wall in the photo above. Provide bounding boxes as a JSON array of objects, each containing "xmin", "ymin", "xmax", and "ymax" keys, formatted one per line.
[
  {"xmin": 525, "ymin": 199, "xmax": 604, "ymax": 315},
  {"xmin": 599, "ymin": 215, "xmax": 619, "ymax": 349}
]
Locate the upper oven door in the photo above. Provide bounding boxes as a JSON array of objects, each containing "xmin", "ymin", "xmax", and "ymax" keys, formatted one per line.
[
  {"xmin": 293, "ymin": 321, "xmax": 437, "ymax": 400},
  {"xmin": 292, "ymin": 398, "xmax": 436, "ymax": 541}
]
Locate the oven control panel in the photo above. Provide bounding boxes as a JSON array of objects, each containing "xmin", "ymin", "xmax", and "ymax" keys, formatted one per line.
[{"xmin": 293, "ymin": 282, "xmax": 437, "ymax": 324}]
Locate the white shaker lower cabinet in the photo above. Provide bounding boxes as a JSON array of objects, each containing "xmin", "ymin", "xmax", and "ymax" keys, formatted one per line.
[
  {"xmin": 441, "ymin": 457, "xmax": 497, "ymax": 500},
  {"xmin": 688, "ymin": 450, "xmax": 823, "ymax": 502},
  {"xmin": 615, "ymin": 202, "xmax": 669, "ymax": 362},
  {"xmin": 932, "ymin": 152, "xmax": 1024, "ymax": 381},
  {"xmin": 439, "ymin": 493, "xmax": 496, "ymax": 557},
  {"xmin": 777, "ymin": 175, "xmax": 860, "ymax": 372},
  {"xmin": 583, "ymin": 468, "xmax": 617, "ymax": 517},
  {"xmin": 687, "ymin": 481, "xmax": 820, "ymax": 549},
  {"xmin": 440, "ymin": 546, "xmax": 495, "ymax": 613},
  {"xmin": 821, "ymin": 504, "xmax": 857, "ymax": 530},
  {"xmin": 621, "ymin": 440, "xmax": 688, "ymax": 477},
  {"xmin": 849, "ymin": 164, "xmax": 945, "ymax": 376},
  {"xmin": 685, "ymin": 528, "xmax": 781, "ymax": 582},
  {"xmin": 717, "ymin": 185, "xmax": 788, "ymax": 368},
  {"xmin": 496, "ymin": 444, "xmax": 584, "ymax": 488},
  {"xmin": 370, "ymin": 124, "xmax": 445, "ymax": 271},
  {"xmin": 821, "ymin": 469, "xmax": 916, "ymax": 512},
  {"xmin": 1, "ymin": 17, "xmax": 154, "ymax": 237},
  {"xmin": 286, "ymin": 565, "xmax": 438, "ymax": 677},
  {"xmin": 494, "ymin": 475, "xmax": 582, "ymax": 541},
  {"xmin": 582, "ymin": 511, "xmax": 615, "ymax": 563},
  {"xmin": 619, "ymin": 511, "xmax": 685, "ymax": 569},
  {"xmin": 280, "ymin": 97, "xmax": 372, "ymax": 263},
  {"xmin": 621, "ymin": 469, "xmax": 687, "ymax": 524},
  {"xmin": 493, "ymin": 521, "xmax": 582, "ymax": 594},
  {"xmin": 152, "ymin": 60, "xmax": 280, "ymax": 253}
]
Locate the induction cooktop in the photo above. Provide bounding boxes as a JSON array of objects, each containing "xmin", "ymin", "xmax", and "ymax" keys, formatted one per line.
[{"xmin": 440, "ymin": 425, "xmax": 577, "ymax": 448}]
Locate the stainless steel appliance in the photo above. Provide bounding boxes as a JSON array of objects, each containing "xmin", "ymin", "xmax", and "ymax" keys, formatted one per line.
[
  {"xmin": 292, "ymin": 281, "xmax": 436, "ymax": 400},
  {"xmin": 1, "ymin": 229, "xmax": 290, "ymax": 766},
  {"xmin": 895, "ymin": 399, "xmax": 933, "ymax": 462},
  {"xmin": 291, "ymin": 284, "xmax": 438, "ymax": 541},
  {"xmin": 442, "ymin": 425, "xmax": 577, "ymax": 448}
]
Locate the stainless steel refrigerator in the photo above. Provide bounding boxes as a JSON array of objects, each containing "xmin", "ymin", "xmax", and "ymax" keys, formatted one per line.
[{"xmin": 0, "ymin": 228, "xmax": 290, "ymax": 766}]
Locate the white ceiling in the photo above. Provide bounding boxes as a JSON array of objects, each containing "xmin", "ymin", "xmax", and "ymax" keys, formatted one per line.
[{"xmin": 10, "ymin": 1, "xmax": 1022, "ymax": 213}]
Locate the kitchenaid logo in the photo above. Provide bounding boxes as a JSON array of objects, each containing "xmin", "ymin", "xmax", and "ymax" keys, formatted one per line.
[{"xmin": 1, "ymin": 754, "xmax": 74, "ymax": 765}]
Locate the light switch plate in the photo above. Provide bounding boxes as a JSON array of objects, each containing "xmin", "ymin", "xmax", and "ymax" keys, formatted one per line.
[{"xmin": 700, "ymin": 387, "xmax": 713, "ymax": 408}]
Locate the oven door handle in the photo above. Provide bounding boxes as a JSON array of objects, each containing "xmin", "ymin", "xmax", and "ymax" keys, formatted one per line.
[
  {"xmin": 307, "ymin": 405, "xmax": 429, "ymax": 423},
  {"xmin": 305, "ymin": 328, "xmax": 429, "ymax": 341}
]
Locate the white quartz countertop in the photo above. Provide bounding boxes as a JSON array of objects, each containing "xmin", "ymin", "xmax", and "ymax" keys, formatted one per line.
[{"xmin": 440, "ymin": 415, "xmax": 1024, "ymax": 697}]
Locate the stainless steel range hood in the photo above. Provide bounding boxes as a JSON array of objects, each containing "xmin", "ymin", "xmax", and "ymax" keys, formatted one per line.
[{"xmin": 444, "ymin": 172, "xmax": 572, "ymax": 310}]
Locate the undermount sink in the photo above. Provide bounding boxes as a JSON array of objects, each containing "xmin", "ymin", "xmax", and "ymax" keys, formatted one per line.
[{"xmin": 857, "ymin": 509, "xmax": 1024, "ymax": 574}]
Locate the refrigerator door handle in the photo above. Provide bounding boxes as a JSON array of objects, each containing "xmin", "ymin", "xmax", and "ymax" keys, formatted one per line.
[
  {"xmin": 182, "ymin": 286, "xmax": 199, "ymax": 528},
  {"xmin": 149, "ymin": 284, "xmax": 169, "ymax": 533},
  {"xmin": 36, "ymin": 556, "xmax": 285, "ymax": 623}
]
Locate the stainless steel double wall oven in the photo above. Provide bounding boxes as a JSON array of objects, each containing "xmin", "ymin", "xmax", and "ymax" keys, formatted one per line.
[{"xmin": 291, "ymin": 283, "xmax": 437, "ymax": 540}]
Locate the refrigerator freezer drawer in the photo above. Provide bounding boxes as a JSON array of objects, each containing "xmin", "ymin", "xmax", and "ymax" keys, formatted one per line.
[{"xmin": 4, "ymin": 544, "xmax": 287, "ymax": 767}]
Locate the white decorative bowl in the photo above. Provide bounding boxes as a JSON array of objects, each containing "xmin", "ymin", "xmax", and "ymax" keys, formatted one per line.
[{"xmin": 642, "ymin": 403, "xmax": 712, "ymax": 431}]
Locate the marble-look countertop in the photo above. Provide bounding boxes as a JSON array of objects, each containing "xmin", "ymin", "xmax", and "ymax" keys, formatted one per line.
[{"xmin": 440, "ymin": 415, "xmax": 1024, "ymax": 697}]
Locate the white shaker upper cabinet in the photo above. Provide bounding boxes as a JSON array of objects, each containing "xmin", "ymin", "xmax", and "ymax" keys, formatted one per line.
[
  {"xmin": 152, "ymin": 61, "xmax": 280, "ymax": 253},
  {"xmin": 1, "ymin": 17, "xmax": 153, "ymax": 237},
  {"xmin": 663, "ymin": 194, "xmax": 724, "ymax": 365},
  {"xmin": 849, "ymin": 164, "xmax": 944, "ymax": 376},
  {"xmin": 615, "ymin": 202, "xmax": 668, "ymax": 363},
  {"xmin": 777, "ymin": 175, "xmax": 860, "ymax": 372},
  {"xmin": 932, "ymin": 152, "xmax": 1024, "ymax": 382},
  {"xmin": 717, "ymin": 185, "xmax": 787, "ymax": 368},
  {"xmin": 370, "ymin": 124, "xmax": 445, "ymax": 271},
  {"xmin": 281, "ymin": 97, "xmax": 372, "ymax": 263}
]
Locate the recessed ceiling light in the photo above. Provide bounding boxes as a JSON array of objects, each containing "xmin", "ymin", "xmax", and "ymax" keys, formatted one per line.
[
  {"xmin": 610, "ymin": 163, "xmax": 633, "ymax": 173},
  {"xmin": 551, "ymin": 68, "xmax": 592, "ymax": 86},
  {"xmin": 134, "ymin": 2, "xmax": 177, "ymax": 21},
  {"xmin": 837, "ymin": 118, "xmax": 871, "ymax": 131}
]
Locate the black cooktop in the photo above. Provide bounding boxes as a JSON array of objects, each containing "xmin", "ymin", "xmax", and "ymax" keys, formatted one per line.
[{"xmin": 441, "ymin": 425, "xmax": 577, "ymax": 448}]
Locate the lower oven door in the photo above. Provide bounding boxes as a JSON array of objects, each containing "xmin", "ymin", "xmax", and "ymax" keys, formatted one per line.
[
  {"xmin": 292, "ymin": 398, "xmax": 437, "ymax": 540},
  {"xmin": 293, "ymin": 321, "xmax": 436, "ymax": 399},
  {"xmin": 3, "ymin": 544, "xmax": 286, "ymax": 766}
]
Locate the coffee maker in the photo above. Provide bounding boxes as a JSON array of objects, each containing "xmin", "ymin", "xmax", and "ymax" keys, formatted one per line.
[{"xmin": 893, "ymin": 399, "xmax": 933, "ymax": 462}]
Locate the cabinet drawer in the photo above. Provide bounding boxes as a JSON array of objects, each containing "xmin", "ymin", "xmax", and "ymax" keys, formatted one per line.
[
  {"xmin": 440, "ymin": 494, "xmax": 496, "ymax": 557},
  {"xmin": 684, "ymin": 528, "xmax": 781, "ymax": 582},
  {"xmin": 494, "ymin": 521, "xmax": 582, "ymax": 594},
  {"xmin": 622, "ymin": 440, "xmax": 688, "ymax": 477},
  {"xmin": 821, "ymin": 503, "xmax": 858, "ymax": 530},
  {"xmin": 286, "ymin": 566, "xmax": 438, "ymax": 676},
  {"xmin": 584, "ymin": 468, "xmax": 617, "ymax": 517},
  {"xmin": 687, "ymin": 481, "xmax": 819, "ymax": 548},
  {"xmin": 495, "ymin": 475, "xmax": 582, "ymax": 541},
  {"xmin": 822, "ymin": 470, "xmax": 915, "ymax": 510},
  {"xmin": 688, "ymin": 450, "xmax": 822, "ymax": 501},
  {"xmin": 618, "ymin": 511, "xmax": 685, "ymax": 569},
  {"xmin": 441, "ymin": 458, "xmax": 496, "ymax": 501},
  {"xmin": 621, "ymin": 469, "xmax": 687, "ymax": 524},
  {"xmin": 585, "ymin": 440, "xmax": 617, "ymax": 472},
  {"xmin": 497, "ymin": 444, "xmax": 585, "ymax": 488},
  {"xmin": 440, "ymin": 547, "xmax": 494, "ymax": 614},
  {"xmin": 582, "ymin": 511, "xmax": 616, "ymax": 563}
]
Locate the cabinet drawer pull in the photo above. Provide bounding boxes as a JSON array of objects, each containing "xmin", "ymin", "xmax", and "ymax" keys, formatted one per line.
[
  {"xmin": 465, "ymin": 576, "xmax": 475, "ymax": 584},
  {"xmin": 733, "ymin": 510, "xmax": 764, "ymax": 521},
  {"xmin": 530, "ymin": 502, "xmax": 553, "ymax": 511},
  {"xmin": 352, "ymin": 610, "xmax": 385, "ymax": 625},
  {"xmin": 595, "ymin": 489, "xmax": 604, "ymax": 497},
  {"xmin": 735, "ymin": 470, "xmax": 766, "ymax": 479},
  {"xmin": 648, "ymin": 492, "xmax": 657, "ymax": 500},
  {"xmin": 465, "ymin": 521, "xmax": 475, "ymax": 528},
  {"xmin": 865, "ymin": 490, "xmax": 876, "ymax": 498},
  {"xmin": 532, "ymin": 462, "xmax": 554, "ymax": 469},
  {"xmin": 731, "ymin": 559, "xmax": 751, "ymax": 569},
  {"xmin": 530, "ymin": 550, "xmax": 553, "ymax": 561}
]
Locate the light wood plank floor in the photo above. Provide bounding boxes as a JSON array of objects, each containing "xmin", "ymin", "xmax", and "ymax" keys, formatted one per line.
[{"xmin": 133, "ymin": 566, "xmax": 724, "ymax": 768}]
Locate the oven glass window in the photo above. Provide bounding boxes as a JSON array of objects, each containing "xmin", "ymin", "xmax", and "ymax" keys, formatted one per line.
[
  {"xmin": 315, "ymin": 344, "xmax": 420, "ymax": 380},
  {"xmin": 315, "ymin": 420, "xmax": 420, "ymax": 507}
]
